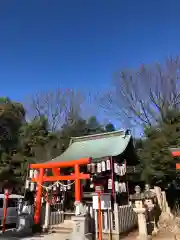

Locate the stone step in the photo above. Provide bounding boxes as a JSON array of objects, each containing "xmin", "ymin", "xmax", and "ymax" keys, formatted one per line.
[
  {"xmin": 56, "ymin": 224, "xmax": 72, "ymax": 228},
  {"xmin": 50, "ymin": 220, "xmax": 74, "ymax": 229},
  {"xmin": 57, "ymin": 221, "xmax": 74, "ymax": 229},
  {"xmin": 50, "ymin": 227, "xmax": 72, "ymax": 234},
  {"xmin": 51, "ymin": 226, "xmax": 73, "ymax": 232},
  {"xmin": 50, "ymin": 221, "xmax": 73, "ymax": 234},
  {"xmin": 63, "ymin": 220, "xmax": 74, "ymax": 226}
]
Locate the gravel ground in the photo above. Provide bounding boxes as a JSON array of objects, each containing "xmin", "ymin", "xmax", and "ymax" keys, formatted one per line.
[
  {"xmin": 0, "ymin": 230, "xmax": 70, "ymax": 240},
  {"xmin": 1, "ymin": 229, "xmax": 174, "ymax": 240},
  {"xmin": 0, "ymin": 233, "xmax": 70, "ymax": 240},
  {"xmin": 21, "ymin": 233, "xmax": 70, "ymax": 240}
]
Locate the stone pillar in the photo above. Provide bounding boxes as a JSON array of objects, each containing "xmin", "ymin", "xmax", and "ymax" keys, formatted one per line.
[
  {"xmin": 133, "ymin": 201, "xmax": 148, "ymax": 240},
  {"xmin": 154, "ymin": 186, "xmax": 162, "ymax": 210},
  {"xmin": 161, "ymin": 191, "xmax": 172, "ymax": 215},
  {"xmin": 160, "ymin": 191, "xmax": 173, "ymax": 221}
]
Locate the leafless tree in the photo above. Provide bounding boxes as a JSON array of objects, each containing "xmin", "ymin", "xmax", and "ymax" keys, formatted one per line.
[
  {"xmin": 99, "ymin": 57, "xmax": 180, "ymax": 128},
  {"xmin": 27, "ymin": 88, "xmax": 85, "ymax": 131}
]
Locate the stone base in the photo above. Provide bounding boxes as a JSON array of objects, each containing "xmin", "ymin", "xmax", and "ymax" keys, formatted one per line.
[
  {"xmin": 42, "ymin": 226, "xmax": 49, "ymax": 233},
  {"xmin": 71, "ymin": 216, "xmax": 86, "ymax": 240},
  {"xmin": 152, "ymin": 227, "xmax": 159, "ymax": 235}
]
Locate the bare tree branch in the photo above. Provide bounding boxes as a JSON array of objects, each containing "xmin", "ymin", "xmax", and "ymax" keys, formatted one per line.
[
  {"xmin": 99, "ymin": 57, "xmax": 180, "ymax": 128},
  {"xmin": 27, "ymin": 88, "xmax": 85, "ymax": 131}
]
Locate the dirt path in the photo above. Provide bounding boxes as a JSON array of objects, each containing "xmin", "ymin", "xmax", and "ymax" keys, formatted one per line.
[
  {"xmin": 120, "ymin": 229, "xmax": 175, "ymax": 240},
  {"xmin": 121, "ymin": 231, "xmax": 138, "ymax": 239},
  {"xmin": 152, "ymin": 228, "xmax": 175, "ymax": 239}
]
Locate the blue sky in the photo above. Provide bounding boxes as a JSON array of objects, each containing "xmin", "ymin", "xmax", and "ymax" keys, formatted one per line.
[{"xmin": 0, "ymin": 0, "xmax": 180, "ymax": 129}]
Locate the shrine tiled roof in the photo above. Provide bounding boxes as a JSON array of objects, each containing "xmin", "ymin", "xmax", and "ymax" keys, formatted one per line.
[{"xmin": 47, "ymin": 130, "xmax": 132, "ymax": 163}]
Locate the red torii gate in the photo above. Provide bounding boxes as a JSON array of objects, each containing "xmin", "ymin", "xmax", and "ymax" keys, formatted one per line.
[
  {"xmin": 171, "ymin": 148, "xmax": 180, "ymax": 169},
  {"xmin": 30, "ymin": 158, "xmax": 90, "ymax": 224}
]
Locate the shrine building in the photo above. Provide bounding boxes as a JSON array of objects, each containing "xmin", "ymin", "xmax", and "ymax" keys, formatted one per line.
[{"xmin": 28, "ymin": 130, "xmax": 141, "ymax": 224}]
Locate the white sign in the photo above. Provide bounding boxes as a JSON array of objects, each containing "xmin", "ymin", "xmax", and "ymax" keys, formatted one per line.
[
  {"xmin": 92, "ymin": 195, "xmax": 98, "ymax": 209},
  {"xmin": 95, "ymin": 185, "xmax": 104, "ymax": 192},
  {"xmin": 92, "ymin": 194, "xmax": 111, "ymax": 210},
  {"xmin": 19, "ymin": 217, "xmax": 25, "ymax": 225}
]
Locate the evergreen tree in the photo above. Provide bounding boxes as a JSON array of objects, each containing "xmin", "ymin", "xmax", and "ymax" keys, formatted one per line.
[
  {"xmin": 137, "ymin": 109, "xmax": 180, "ymax": 186},
  {"xmin": 105, "ymin": 123, "xmax": 116, "ymax": 132},
  {"xmin": 86, "ymin": 116, "xmax": 104, "ymax": 135}
]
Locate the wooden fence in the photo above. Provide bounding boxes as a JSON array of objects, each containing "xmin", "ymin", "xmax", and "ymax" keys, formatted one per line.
[
  {"xmin": 88, "ymin": 204, "xmax": 137, "ymax": 234},
  {"xmin": 41, "ymin": 202, "xmax": 64, "ymax": 227},
  {"xmin": 41, "ymin": 202, "xmax": 137, "ymax": 235}
]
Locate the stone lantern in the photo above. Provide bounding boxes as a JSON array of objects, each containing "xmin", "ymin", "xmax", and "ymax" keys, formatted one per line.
[
  {"xmin": 130, "ymin": 185, "xmax": 149, "ymax": 239},
  {"xmin": 144, "ymin": 184, "xmax": 155, "ymax": 212}
]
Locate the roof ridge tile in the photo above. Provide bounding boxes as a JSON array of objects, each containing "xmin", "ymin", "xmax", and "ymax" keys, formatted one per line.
[{"xmin": 70, "ymin": 130, "xmax": 130, "ymax": 144}]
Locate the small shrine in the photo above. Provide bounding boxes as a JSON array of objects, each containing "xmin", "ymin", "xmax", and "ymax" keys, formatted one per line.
[{"xmin": 26, "ymin": 130, "xmax": 140, "ymax": 224}]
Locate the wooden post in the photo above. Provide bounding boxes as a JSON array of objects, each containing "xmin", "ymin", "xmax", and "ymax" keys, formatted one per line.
[
  {"xmin": 114, "ymin": 203, "xmax": 120, "ymax": 234},
  {"xmin": 110, "ymin": 156, "xmax": 115, "ymax": 201},
  {"xmin": 74, "ymin": 164, "xmax": 81, "ymax": 202},
  {"xmin": 34, "ymin": 168, "xmax": 44, "ymax": 224},
  {"xmin": 2, "ymin": 189, "xmax": 9, "ymax": 233},
  {"xmin": 98, "ymin": 191, "xmax": 102, "ymax": 240},
  {"xmin": 108, "ymin": 208, "xmax": 112, "ymax": 240}
]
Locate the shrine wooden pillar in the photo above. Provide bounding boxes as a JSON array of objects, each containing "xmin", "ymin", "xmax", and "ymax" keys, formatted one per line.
[{"xmin": 34, "ymin": 168, "xmax": 44, "ymax": 224}]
